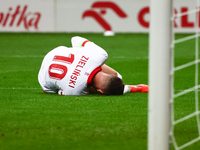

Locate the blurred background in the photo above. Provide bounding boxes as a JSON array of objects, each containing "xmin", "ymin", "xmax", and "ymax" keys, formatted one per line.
[{"xmin": 0, "ymin": 0, "xmax": 197, "ymax": 34}]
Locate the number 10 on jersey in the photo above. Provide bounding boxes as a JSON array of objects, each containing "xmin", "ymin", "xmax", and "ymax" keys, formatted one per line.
[{"xmin": 48, "ymin": 54, "xmax": 75, "ymax": 80}]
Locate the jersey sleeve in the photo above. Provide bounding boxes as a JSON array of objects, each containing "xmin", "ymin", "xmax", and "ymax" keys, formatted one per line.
[
  {"xmin": 83, "ymin": 42, "xmax": 108, "ymax": 65},
  {"xmin": 71, "ymin": 36, "xmax": 108, "ymax": 64},
  {"xmin": 58, "ymin": 90, "xmax": 65, "ymax": 95},
  {"xmin": 71, "ymin": 36, "xmax": 88, "ymax": 48}
]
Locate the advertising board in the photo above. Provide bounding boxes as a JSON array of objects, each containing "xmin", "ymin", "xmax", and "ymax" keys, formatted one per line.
[{"xmin": 0, "ymin": 0, "xmax": 198, "ymax": 33}]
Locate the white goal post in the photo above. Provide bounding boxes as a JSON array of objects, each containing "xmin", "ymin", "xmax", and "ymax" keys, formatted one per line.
[{"xmin": 148, "ymin": 0, "xmax": 173, "ymax": 150}]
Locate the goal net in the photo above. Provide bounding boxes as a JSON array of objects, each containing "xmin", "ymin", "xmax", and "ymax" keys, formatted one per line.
[
  {"xmin": 171, "ymin": 0, "xmax": 200, "ymax": 149},
  {"xmin": 148, "ymin": 0, "xmax": 200, "ymax": 150}
]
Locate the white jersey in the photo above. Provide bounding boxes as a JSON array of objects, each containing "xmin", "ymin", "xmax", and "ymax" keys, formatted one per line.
[{"xmin": 38, "ymin": 37, "xmax": 108, "ymax": 95}]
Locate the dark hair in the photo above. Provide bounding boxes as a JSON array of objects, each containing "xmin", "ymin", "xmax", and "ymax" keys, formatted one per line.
[{"xmin": 103, "ymin": 75, "xmax": 124, "ymax": 96}]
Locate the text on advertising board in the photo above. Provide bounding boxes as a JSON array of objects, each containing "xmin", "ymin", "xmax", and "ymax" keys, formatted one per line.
[
  {"xmin": 138, "ymin": 6, "xmax": 200, "ymax": 28},
  {"xmin": 0, "ymin": 5, "xmax": 41, "ymax": 30}
]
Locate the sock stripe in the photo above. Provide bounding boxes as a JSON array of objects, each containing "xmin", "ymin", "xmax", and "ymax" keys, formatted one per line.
[{"xmin": 82, "ymin": 40, "xmax": 90, "ymax": 47}]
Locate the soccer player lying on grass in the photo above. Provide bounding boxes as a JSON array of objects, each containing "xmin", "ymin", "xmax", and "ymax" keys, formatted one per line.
[{"xmin": 38, "ymin": 36, "xmax": 149, "ymax": 96}]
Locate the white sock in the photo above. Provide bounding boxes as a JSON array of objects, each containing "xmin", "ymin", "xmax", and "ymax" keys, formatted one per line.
[
  {"xmin": 123, "ymin": 85, "xmax": 130, "ymax": 94},
  {"xmin": 117, "ymin": 72, "xmax": 122, "ymax": 79}
]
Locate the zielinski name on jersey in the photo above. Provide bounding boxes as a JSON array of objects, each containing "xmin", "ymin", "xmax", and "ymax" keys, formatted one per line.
[{"xmin": 68, "ymin": 55, "xmax": 89, "ymax": 88}]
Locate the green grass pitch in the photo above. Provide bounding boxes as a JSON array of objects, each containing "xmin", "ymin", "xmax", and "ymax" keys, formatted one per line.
[{"xmin": 0, "ymin": 33, "xmax": 199, "ymax": 150}]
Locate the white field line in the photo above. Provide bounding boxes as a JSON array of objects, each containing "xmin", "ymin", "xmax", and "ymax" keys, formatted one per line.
[
  {"xmin": 0, "ymin": 87, "xmax": 41, "ymax": 90},
  {"xmin": 175, "ymin": 89, "xmax": 200, "ymax": 92},
  {"xmin": 0, "ymin": 55, "xmax": 149, "ymax": 60},
  {"xmin": 0, "ymin": 55, "xmax": 148, "ymax": 59},
  {"xmin": 112, "ymin": 56, "xmax": 148, "ymax": 59},
  {"xmin": 0, "ymin": 70, "xmax": 34, "ymax": 73},
  {"xmin": 0, "ymin": 55, "xmax": 45, "ymax": 58},
  {"xmin": 0, "ymin": 87, "xmax": 198, "ymax": 92},
  {"xmin": 0, "ymin": 55, "xmax": 196, "ymax": 60},
  {"xmin": 102, "ymin": 56, "xmax": 197, "ymax": 60}
]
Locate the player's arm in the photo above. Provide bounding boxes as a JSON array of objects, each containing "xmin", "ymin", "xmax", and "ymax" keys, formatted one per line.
[
  {"xmin": 88, "ymin": 65, "xmax": 122, "ymax": 95},
  {"xmin": 71, "ymin": 36, "xmax": 107, "ymax": 54},
  {"xmin": 71, "ymin": 36, "xmax": 108, "ymax": 65},
  {"xmin": 101, "ymin": 64, "xmax": 149, "ymax": 94},
  {"xmin": 71, "ymin": 36, "xmax": 120, "ymax": 77},
  {"xmin": 71, "ymin": 36, "xmax": 89, "ymax": 48},
  {"xmin": 101, "ymin": 64, "xmax": 122, "ymax": 79}
]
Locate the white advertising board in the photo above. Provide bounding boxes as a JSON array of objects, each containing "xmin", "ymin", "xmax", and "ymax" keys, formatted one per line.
[
  {"xmin": 55, "ymin": 0, "xmax": 149, "ymax": 32},
  {"xmin": 0, "ymin": 0, "xmax": 199, "ymax": 33},
  {"xmin": 0, "ymin": 0, "xmax": 54, "ymax": 32}
]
